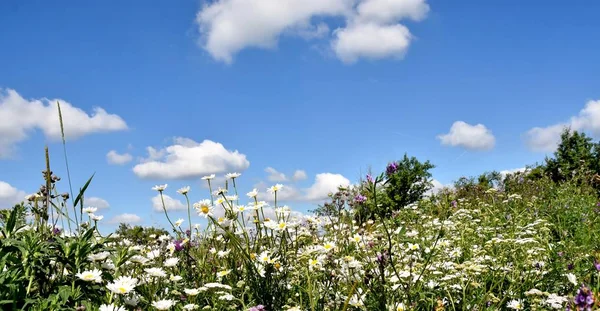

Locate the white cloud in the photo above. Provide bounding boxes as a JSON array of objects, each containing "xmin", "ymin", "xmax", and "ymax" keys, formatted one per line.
[
  {"xmin": 332, "ymin": 23, "xmax": 411, "ymax": 63},
  {"xmin": 355, "ymin": 0, "xmax": 429, "ymax": 24},
  {"xmin": 255, "ymin": 172, "xmax": 350, "ymax": 202},
  {"xmin": 437, "ymin": 121, "xmax": 496, "ymax": 151},
  {"xmin": 265, "ymin": 167, "xmax": 288, "ymax": 182},
  {"xmin": 0, "ymin": 89, "xmax": 128, "ymax": 158},
  {"xmin": 264, "ymin": 167, "xmax": 308, "ymax": 182},
  {"xmin": 195, "ymin": 0, "xmax": 429, "ymax": 64},
  {"xmin": 292, "ymin": 170, "xmax": 307, "ymax": 181},
  {"xmin": 305, "ymin": 173, "xmax": 351, "ymax": 201},
  {"xmin": 524, "ymin": 99, "xmax": 600, "ymax": 152},
  {"xmin": 152, "ymin": 194, "xmax": 187, "ymax": 212},
  {"xmin": 425, "ymin": 179, "xmax": 453, "ymax": 196},
  {"xmin": 108, "ymin": 213, "xmax": 142, "ymax": 224},
  {"xmin": 106, "ymin": 150, "xmax": 133, "ymax": 165},
  {"xmin": 133, "ymin": 138, "xmax": 249, "ymax": 180},
  {"xmin": 0, "ymin": 181, "xmax": 26, "ymax": 209},
  {"xmin": 86, "ymin": 197, "xmax": 110, "ymax": 209}
]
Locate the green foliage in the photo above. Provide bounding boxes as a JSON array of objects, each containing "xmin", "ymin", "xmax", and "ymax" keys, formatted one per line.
[
  {"xmin": 544, "ymin": 128, "xmax": 598, "ymax": 183},
  {"xmin": 383, "ymin": 154, "xmax": 435, "ymax": 214}
]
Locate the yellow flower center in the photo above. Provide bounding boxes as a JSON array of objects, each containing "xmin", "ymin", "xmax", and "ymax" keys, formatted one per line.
[{"xmin": 201, "ymin": 206, "xmax": 209, "ymax": 214}]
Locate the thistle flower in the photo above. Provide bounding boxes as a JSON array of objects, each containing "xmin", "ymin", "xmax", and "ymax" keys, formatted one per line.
[
  {"xmin": 174, "ymin": 240, "xmax": 185, "ymax": 251},
  {"xmin": 354, "ymin": 194, "xmax": 367, "ymax": 203},
  {"xmin": 386, "ymin": 161, "xmax": 399, "ymax": 176}
]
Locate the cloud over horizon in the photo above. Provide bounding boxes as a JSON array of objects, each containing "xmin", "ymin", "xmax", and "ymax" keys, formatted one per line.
[
  {"xmin": 133, "ymin": 138, "xmax": 250, "ymax": 180},
  {"xmin": 524, "ymin": 99, "xmax": 600, "ymax": 152}
]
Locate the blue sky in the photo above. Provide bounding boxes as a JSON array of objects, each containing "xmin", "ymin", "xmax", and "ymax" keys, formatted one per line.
[{"xmin": 1, "ymin": 0, "xmax": 599, "ymax": 230}]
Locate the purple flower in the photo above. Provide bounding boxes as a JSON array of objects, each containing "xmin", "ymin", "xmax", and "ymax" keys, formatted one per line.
[
  {"xmin": 386, "ymin": 162, "xmax": 399, "ymax": 176},
  {"xmin": 573, "ymin": 284, "xmax": 595, "ymax": 311},
  {"xmin": 594, "ymin": 259, "xmax": 600, "ymax": 272},
  {"xmin": 366, "ymin": 174, "xmax": 374, "ymax": 183},
  {"xmin": 451, "ymin": 200, "xmax": 457, "ymax": 208},
  {"xmin": 376, "ymin": 251, "xmax": 388, "ymax": 266},
  {"xmin": 52, "ymin": 227, "xmax": 61, "ymax": 235},
  {"xmin": 354, "ymin": 194, "xmax": 367, "ymax": 204},
  {"xmin": 568, "ymin": 263, "xmax": 574, "ymax": 270},
  {"xmin": 174, "ymin": 240, "xmax": 184, "ymax": 251},
  {"xmin": 248, "ymin": 305, "xmax": 265, "ymax": 311}
]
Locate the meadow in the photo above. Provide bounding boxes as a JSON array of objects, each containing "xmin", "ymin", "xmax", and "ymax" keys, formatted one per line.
[{"xmin": 1, "ymin": 129, "xmax": 600, "ymax": 311}]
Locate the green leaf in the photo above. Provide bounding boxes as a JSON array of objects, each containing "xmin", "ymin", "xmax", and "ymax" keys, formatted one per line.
[{"xmin": 73, "ymin": 173, "xmax": 95, "ymax": 208}]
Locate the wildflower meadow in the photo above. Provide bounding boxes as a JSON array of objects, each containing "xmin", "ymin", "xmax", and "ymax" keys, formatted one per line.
[{"xmin": 1, "ymin": 110, "xmax": 600, "ymax": 311}]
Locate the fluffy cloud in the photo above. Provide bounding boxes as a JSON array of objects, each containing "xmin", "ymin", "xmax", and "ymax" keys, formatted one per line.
[
  {"xmin": 265, "ymin": 167, "xmax": 288, "ymax": 182},
  {"xmin": 355, "ymin": 0, "xmax": 429, "ymax": 24},
  {"xmin": 133, "ymin": 138, "xmax": 249, "ymax": 180},
  {"xmin": 425, "ymin": 179, "xmax": 452, "ymax": 196},
  {"xmin": 106, "ymin": 150, "xmax": 133, "ymax": 165},
  {"xmin": 256, "ymin": 172, "xmax": 350, "ymax": 202},
  {"xmin": 437, "ymin": 121, "xmax": 496, "ymax": 151},
  {"xmin": 305, "ymin": 173, "xmax": 351, "ymax": 201},
  {"xmin": 265, "ymin": 167, "xmax": 308, "ymax": 182},
  {"xmin": 109, "ymin": 213, "xmax": 142, "ymax": 225},
  {"xmin": 0, "ymin": 89, "xmax": 128, "ymax": 158},
  {"xmin": 195, "ymin": 0, "xmax": 429, "ymax": 63},
  {"xmin": 151, "ymin": 194, "xmax": 186, "ymax": 212},
  {"xmin": 86, "ymin": 197, "xmax": 110, "ymax": 209},
  {"xmin": 0, "ymin": 181, "xmax": 26, "ymax": 209},
  {"xmin": 332, "ymin": 23, "xmax": 411, "ymax": 63},
  {"xmin": 292, "ymin": 170, "xmax": 307, "ymax": 181},
  {"xmin": 524, "ymin": 100, "xmax": 600, "ymax": 152}
]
